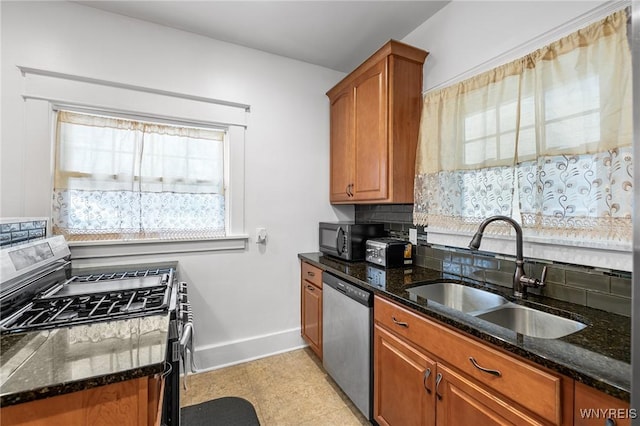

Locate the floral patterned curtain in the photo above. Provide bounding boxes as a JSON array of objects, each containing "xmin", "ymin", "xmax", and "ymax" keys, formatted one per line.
[
  {"xmin": 52, "ymin": 111, "xmax": 226, "ymax": 241},
  {"xmin": 414, "ymin": 9, "xmax": 632, "ymax": 244}
]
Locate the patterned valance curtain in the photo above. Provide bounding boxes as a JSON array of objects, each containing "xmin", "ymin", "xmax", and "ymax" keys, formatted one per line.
[
  {"xmin": 414, "ymin": 9, "xmax": 632, "ymax": 243},
  {"xmin": 53, "ymin": 111, "xmax": 227, "ymax": 241}
]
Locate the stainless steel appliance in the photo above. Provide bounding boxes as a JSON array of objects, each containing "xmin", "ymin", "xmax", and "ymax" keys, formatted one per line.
[
  {"xmin": 319, "ymin": 222, "xmax": 385, "ymax": 261},
  {"xmin": 0, "ymin": 236, "xmax": 193, "ymax": 426},
  {"xmin": 365, "ymin": 237, "xmax": 413, "ymax": 268},
  {"xmin": 322, "ymin": 271, "xmax": 372, "ymax": 420}
]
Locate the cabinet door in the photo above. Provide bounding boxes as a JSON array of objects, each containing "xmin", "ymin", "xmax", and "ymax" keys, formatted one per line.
[
  {"xmin": 352, "ymin": 58, "xmax": 388, "ymax": 201},
  {"xmin": 301, "ymin": 281, "xmax": 322, "ymax": 358},
  {"xmin": 574, "ymin": 382, "xmax": 631, "ymax": 426},
  {"xmin": 374, "ymin": 324, "xmax": 436, "ymax": 426},
  {"xmin": 435, "ymin": 364, "xmax": 542, "ymax": 426},
  {"xmin": 1, "ymin": 377, "xmax": 150, "ymax": 426},
  {"xmin": 329, "ymin": 87, "xmax": 353, "ymax": 202}
]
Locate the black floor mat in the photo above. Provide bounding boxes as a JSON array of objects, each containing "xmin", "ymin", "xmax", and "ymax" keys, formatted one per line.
[{"xmin": 181, "ymin": 397, "xmax": 260, "ymax": 426}]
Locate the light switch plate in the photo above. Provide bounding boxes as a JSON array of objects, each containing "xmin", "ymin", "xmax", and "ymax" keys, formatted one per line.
[
  {"xmin": 409, "ymin": 228, "xmax": 417, "ymax": 245},
  {"xmin": 256, "ymin": 227, "xmax": 267, "ymax": 244}
]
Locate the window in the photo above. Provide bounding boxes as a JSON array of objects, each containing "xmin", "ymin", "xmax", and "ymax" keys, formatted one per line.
[
  {"xmin": 414, "ymin": 9, "xmax": 632, "ymax": 245},
  {"xmin": 52, "ymin": 110, "xmax": 228, "ymax": 241}
]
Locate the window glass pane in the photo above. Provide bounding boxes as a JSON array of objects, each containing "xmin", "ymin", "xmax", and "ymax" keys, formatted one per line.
[
  {"xmin": 465, "ymin": 138, "xmax": 497, "ymax": 165},
  {"xmin": 465, "ymin": 109, "xmax": 496, "ymax": 141},
  {"xmin": 545, "ymin": 111, "xmax": 600, "ymax": 150},
  {"xmin": 544, "ymin": 75, "xmax": 600, "ymax": 121},
  {"xmin": 499, "ymin": 101, "xmax": 518, "ymax": 132},
  {"xmin": 53, "ymin": 110, "xmax": 226, "ymax": 241},
  {"xmin": 517, "ymin": 127, "xmax": 537, "ymax": 158}
]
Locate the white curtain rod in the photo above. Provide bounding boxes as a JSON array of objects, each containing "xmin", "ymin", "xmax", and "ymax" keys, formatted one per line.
[
  {"xmin": 22, "ymin": 94, "xmax": 247, "ymax": 129},
  {"xmin": 17, "ymin": 65, "xmax": 251, "ymax": 112}
]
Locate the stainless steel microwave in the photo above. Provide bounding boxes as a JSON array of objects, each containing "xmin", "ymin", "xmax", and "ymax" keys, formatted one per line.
[{"xmin": 319, "ymin": 222, "xmax": 385, "ymax": 261}]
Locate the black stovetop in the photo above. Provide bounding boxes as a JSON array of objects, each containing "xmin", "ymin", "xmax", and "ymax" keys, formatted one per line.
[{"xmin": 1, "ymin": 267, "xmax": 174, "ymax": 334}]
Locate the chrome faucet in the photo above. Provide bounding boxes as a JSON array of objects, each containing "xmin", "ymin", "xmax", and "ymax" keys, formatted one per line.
[{"xmin": 468, "ymin": 215, "xmax": 546, "ymax": 298}]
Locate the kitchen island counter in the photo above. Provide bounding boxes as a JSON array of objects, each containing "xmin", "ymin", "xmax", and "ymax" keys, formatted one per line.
[{"xmin": 0, "ymin": 314, "xmax": 169, "ymax": 407}]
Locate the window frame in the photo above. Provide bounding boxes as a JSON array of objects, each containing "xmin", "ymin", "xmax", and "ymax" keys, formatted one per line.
[{"xmin": 49, "ymin": 104, "xmax": 248, "ymax": 256}]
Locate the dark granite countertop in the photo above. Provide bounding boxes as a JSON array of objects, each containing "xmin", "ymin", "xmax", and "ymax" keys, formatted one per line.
[
  {"xmin": 0, "ymin": 314, "xmax": 169, "ymax": 406},
  {"xmin": 299, "ymin": 252, "xmax": 631, "ymax": 401},
  {"xmin": 0, "ymin": 261, "xmax": 178, "ymax": 407}
]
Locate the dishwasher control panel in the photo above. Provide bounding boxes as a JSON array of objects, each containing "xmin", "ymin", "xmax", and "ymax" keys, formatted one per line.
[{"xmin": 323, "ymin": 272, "xmax": 372, "ymax": 307}]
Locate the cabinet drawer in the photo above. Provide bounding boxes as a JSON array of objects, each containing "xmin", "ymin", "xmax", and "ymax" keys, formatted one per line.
[
  {"xmin": 301, "ymin": 262, "xmax": 322, "ymax": 288},
  {"xmin": 375, "ymin": 295, "xmax": 439, "ymax": 346},
  {"xmin": 374, "ymin": 296, "xmax": 563, "ymax": 425}
]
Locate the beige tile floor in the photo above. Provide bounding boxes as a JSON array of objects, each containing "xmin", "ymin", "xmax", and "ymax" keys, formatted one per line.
[{"xmin": 180, "ymin": 347, "xmax": 371, "ymax": 425}]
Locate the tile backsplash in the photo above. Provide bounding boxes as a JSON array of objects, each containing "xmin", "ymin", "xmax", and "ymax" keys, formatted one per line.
[
  {"xmin": 355, "ymin": 204, "xmax": 632, "ymax": 317},
  {"xmin": 0, "ymin": 218, "xmax": 48, "ymax": 247}
]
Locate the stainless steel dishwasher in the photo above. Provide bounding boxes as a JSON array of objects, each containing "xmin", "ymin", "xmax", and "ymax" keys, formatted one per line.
[{"xmin": 322, "ymin": 271, "xmax": 372, "ymax": 420}]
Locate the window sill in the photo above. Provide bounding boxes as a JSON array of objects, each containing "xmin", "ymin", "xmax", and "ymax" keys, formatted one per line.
[{"xmin": 69, "ymin": 235, "xmax": 249, "ymax": 259}]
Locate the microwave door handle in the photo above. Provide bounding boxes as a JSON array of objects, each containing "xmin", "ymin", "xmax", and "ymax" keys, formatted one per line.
[{"xmin": 336, "ymin": 227, "xmax": 344, "ymax": 256}]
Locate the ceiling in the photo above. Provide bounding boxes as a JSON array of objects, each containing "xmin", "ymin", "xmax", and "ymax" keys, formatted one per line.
[{"xmin": 75, "ymin": 1, "xmax": 449, "ymax": 73}]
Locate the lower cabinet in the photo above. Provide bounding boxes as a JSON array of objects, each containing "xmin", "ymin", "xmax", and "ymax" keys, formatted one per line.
[
  {"xmin": 574, "ymin": 382, "xmax": 632, "ymax": 426},
  {"xmin": 374, "ymin": 324, "xmax": 436, "ymax": 426},
  {"xmin": 374, "ymin": 295, "xmax": 575, "ymax": 426},
  {"xmin": 1, "ymin": 375, "xmax": 164, "ymax": 426},
  {"xmin": 436, "ymin": 363, "xmax": 542, "ymax": 426},
  {"xmin": 300, "ymin": 261, "xmax": 323, "ymax": 359}
]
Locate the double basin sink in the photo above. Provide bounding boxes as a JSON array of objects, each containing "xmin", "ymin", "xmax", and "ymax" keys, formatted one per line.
[{"xmin": 407, "ymin": 282, "xmax": 586, "ymax": 339}]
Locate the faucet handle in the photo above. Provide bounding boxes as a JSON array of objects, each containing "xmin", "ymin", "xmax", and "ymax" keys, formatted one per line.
[
  {"xmin": 539, "ymin": 266, "xmax": 548, "ymax": 286},
  {"xmin": 520, "ymin": 265, "xmax": 547, "ymax": 289}
]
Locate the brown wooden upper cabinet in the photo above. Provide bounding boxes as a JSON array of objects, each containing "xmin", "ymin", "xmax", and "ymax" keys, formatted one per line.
[{"xmin": 326, "ymin": 40, "xmax": 428, "ymax": 204}]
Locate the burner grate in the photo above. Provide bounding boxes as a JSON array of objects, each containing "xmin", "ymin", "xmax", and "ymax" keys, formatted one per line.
[
  {"xmin": 0, "ymin": 267, "xmax": 175, "ymax": 334},
  {"xmin": 73, "ymin": 268, "xmax": 173, "ymax": 282}
]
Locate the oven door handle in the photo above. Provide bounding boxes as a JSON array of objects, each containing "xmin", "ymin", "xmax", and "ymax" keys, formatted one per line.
[
  {"xmin": 180, "ymin": 322, "xmax": 196, "ymax": 390},
  {"xmin": 180, "ymin": 322, "xmax": 193, "ymax": 348}
]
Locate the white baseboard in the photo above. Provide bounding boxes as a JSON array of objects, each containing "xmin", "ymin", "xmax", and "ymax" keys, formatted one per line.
[{"xmin": 192, "ymin": 327, "xmax": 308, "ymax": 372}]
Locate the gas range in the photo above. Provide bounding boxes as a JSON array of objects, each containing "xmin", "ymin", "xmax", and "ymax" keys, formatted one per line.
[
  {"xmin": 0, "ymin": 236, "xmax": 180, "ymax": 335},
  {"xmin": 0, "ymin": 235, "xmax": 193, "ymax": 425}
]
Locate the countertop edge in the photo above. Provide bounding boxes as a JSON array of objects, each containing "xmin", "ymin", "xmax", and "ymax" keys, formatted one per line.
[
  {"xmin": 0, "ymin": 362, "xmax": 165, "ymax": 407},
  {"xmin": 298, "ymin": 253, "xmax": 631, "ymax": 402}
]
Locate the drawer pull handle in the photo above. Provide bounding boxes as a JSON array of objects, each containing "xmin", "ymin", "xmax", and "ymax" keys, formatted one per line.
[
  {"xmin": 307, "ymin": 285, "xmax": 315, "ymax": 291},
  {"xmin": 391, "ymin": 316, "xmax": 409, "ymax": 328},
  {"xmin": 435, "ymin": 372, "xmax": 443, "ymax": 400},
  {"xmin": 469, "ymin": 357, "xmax": 502, "ymax": 377},
  {"xmin": 307, "ymin": 271, "xmax": 315, "ymax": 277},
  {"xmin": 423, "ymin": 368, "xmax": 432, "ymax": 394}
]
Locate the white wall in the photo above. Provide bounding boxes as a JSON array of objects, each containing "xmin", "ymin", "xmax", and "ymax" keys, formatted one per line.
[
  {"xmin": 1, "ymin": 1, "xmax": 352, "ymax": 370},
  {"xmin": 404, "ymin": 1, "xmax": 610, "ymax": 91},
  {"xmin": 401, "ymin": 0, "xmax": 632, "ymax": 271}
]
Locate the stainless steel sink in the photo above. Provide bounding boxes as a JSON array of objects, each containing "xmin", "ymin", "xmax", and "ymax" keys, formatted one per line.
[
  {"xmin": 407, "ymin": 283, "xmax": 509, "ymax": 314},
  {"xmin": 475, "ymin": 304, "xmax": 587, "ymax": 339}
]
